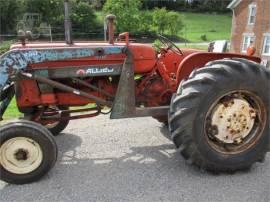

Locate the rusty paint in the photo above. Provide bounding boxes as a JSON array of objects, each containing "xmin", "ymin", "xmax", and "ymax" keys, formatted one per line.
[{"xmin": 205, "ymin": 90, "xmax": 267, "ymax": 154}]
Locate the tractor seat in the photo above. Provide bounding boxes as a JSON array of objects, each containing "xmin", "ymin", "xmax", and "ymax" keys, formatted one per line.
[{"xmin": 208, "ymin": 40, "xmax": 228, "ymax": 53}]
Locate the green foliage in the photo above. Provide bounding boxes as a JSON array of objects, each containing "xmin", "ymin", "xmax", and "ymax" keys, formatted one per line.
[
  {"xmin": 166, "ymin": 11, "xmax": 184, "ymax": 36},
  {"xmin": 152, "ymin": 8, "xmax": 168, "ymax": 34},
  {"xmin": 0, "ymin": 40, "xmax": 14, "ymax": 54},
  {"xmin": 152, "ymin": 8, "xmax": 184, "ymax": 35},
  {"xmin": 0, "ymin": 0, "xmax": 23, "ymax": 34},
  {"xmin": 0, "ymin": 0, "xmax": 101, "ymax": 36},
  {"xmin": 197, "ymin": 0, "xmax": 231, "ymax": 13},
  {"xmin": 200, "ymin": 34, "xmax": 208, "ymax": 41},
  {"xmin": 71, "ymin": 1, "xmax": 100, "ymax": 32},
  {"xmin": 137, "ymin": 12, "xmax": 153, "ymax": 34},
  {"xmin": 103, "ymin": 0, "xmax": 142, "ymax": 33},
  {"xmin": 141, "ymin": 0, "xmax": 231, "ymax": 13},
  {"xmin": 141, "ymin": 0, "xmax": 186, "ymax": 10},
  {"xmin": 0, "ymin": 0, "xmax": 232, "ymax": 43},
  {"xmin": 23, "ymin": 0, "xmax": 63, "ymax": 23},
  {"xmin": 3, "ymin": 98, "xmax": 22, "ymax": 120},
  {"xmin": 183, "ymin": 12, "xmax": 231, "ymax": 42},
  {"xmin": 152, "ymin": 39, "xmax": 162, "ymax": 52}
]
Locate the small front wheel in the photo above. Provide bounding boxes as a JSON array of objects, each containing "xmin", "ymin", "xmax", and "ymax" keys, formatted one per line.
[
  {"xmin": 42, "ymin": 106, "xmax": 70, "ymax": 136},
  {"xmin": 0, "ymin": 121, "xmax": 57, "ymax": 184},
  {"xmin": 25, "ymin": 106, "xmax": 70, "ymax": 136}
]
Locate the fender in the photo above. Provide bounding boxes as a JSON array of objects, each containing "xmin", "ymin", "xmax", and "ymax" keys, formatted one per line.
[{"xmin": 176, "ymin": 52, "xmax": 261, "ymax": 85}]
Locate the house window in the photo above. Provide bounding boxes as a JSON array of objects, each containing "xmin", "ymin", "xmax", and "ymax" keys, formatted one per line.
[
  {"xmin": 242, "ymin": 34, "xmax": 255, "ymax": 53},
  {"xmin": 262, "ymin": 34, "xmax": 270, "ymax": 56},
  {"xmin": 248, "ymin": 4, "xmax": 256, "ymax": 24}
]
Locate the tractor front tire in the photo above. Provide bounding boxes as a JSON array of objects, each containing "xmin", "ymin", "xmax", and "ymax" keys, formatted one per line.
[
  {"xmin": 25, "ymin": 106, "xmax": 70, "ymax": 136},
  {"xmin": 0, "ymin": 121, "xmax": 57, "ymax": 184},
  {"xmin": 45, "ymin": 109, "xmax": 70, "ymax": 136},
  {"xmin": 169, "ymin": 58, "xmax": 270, "ymax": 172}
]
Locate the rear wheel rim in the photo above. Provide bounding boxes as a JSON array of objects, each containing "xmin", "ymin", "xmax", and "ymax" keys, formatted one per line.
[
  {"xmin": 204, "ymin": 90, "xmax": 267, "ymax": 154},
  {"xmin": 0, "ymin": 137, "xmax": 43, "ymax": 174}
]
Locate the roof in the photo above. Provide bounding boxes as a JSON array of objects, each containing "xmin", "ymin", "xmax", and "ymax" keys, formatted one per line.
[{"xmin": 227, "ymin": 0, "xmax": 242, "ymax": 9}]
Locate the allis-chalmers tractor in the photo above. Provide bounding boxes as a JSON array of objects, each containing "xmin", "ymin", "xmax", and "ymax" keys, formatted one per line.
[{"xmin": 0, "ymin": 2, "xmax": 269, "ymax": 184}]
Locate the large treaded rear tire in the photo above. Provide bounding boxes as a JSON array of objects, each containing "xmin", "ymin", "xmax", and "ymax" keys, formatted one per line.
[{"xmin": 169, "ymin": 58, "xmax": 270, "ymax": 172}]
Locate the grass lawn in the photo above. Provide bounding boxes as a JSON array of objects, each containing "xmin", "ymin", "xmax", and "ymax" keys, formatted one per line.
[
  {"xmin": 180, "ymin": 44, "xmax": 208, "ymax": 50},
  {"xmin": 0, "ymin": 40, "xmax": 14, "ymax": 55},
  {"xmin": 2, "ymin": 98, "xmax": 97, "ymax": 120},
  {"xmin": 182, "ymin": 12, "xmax": 232, "ymax": 42},
  {"xmin": 3, "ymin": 98, "xmax": 22, "ymax": 120}
]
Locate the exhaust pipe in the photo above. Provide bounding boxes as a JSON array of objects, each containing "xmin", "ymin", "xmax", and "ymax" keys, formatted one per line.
[
  {"xmin": 105, "ymin": 14, "xmax": 116, "ymax": 44},
  {"xmin": 64, "ymin": 0, "xmax": 73, "ymax": 45}
]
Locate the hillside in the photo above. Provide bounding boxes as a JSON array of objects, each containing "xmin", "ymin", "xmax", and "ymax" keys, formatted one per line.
[{"xmin": 182, "ymin": 12, "xmax": 232, "ymax": 42}]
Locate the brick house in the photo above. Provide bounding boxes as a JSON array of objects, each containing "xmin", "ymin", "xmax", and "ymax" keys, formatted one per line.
[{"xmin": 227, "ymin": 0, "xmax": 270, "ymax": 68}]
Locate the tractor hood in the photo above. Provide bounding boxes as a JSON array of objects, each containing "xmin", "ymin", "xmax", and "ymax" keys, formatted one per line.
[{"xmin": 0, "ymin": 42, "xmax": 157, "ymax": 95}]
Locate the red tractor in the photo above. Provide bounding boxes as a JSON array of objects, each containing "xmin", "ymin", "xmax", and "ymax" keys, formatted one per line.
[{"xmin": 0, "ymin": 3, "xmax": 269, "ymax": 184}]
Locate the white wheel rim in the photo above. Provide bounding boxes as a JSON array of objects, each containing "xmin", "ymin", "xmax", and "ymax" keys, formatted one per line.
[
  {"xmin": 211, "ymin": 98, "xmax": 256, "ymax": 144},
  {"xmin": 0, "ymin": 137, "xmax": 43, "ymax": 174},
  {"xmin": 205, "ymin": 90, "xmax": 266, "ymax": 154}
]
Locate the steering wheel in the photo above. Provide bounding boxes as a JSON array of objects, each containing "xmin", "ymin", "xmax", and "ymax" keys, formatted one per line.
[{"xmin": 157, "ymin": 35, "xmax": 183, "ymax": 56}]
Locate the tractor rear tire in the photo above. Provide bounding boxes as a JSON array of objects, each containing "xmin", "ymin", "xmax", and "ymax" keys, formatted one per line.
[
  {"xmin": 153, "ymin": 115, "xmax": 168, "ymax": 125},
  {"xmin": 0, "ymin": 120, "xmax": 57, "ymax": 184},
  {"xmin": 169, "ymin": 58, "xmax": 270, "ymax": 173}
]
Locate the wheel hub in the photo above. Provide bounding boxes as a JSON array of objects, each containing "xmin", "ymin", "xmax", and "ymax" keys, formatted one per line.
[
  {"xmin": 210, "ymin": 98, "xmax": 256, "ymax": 144},
  {"xmin": 14, "ymin": 149, "xmax": 29, "ymax": 161},
  {"xmin": 0, "ymin": 137, "xmax": 43, "ymax": 174}
]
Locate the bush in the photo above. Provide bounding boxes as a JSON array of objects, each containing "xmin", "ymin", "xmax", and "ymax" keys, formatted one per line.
[
  {"xmin": 137, "ymin": 12, "xmax": 154, "ymax": 34},
  {"xmin": 152, "ymin": 8, "xmax": 168, "ymax": 34},
  {"xmin": 71, "ymin": 1, "xmax": 101, "ymax": 32},
  {"xmin": 166, "ymin": 11, "xmax": 184, "ymax": 36},
  {"xmin": 23, "ymin": 0, "xmax": 63, "ymax": 23},
  {"xmin": 153, "ymin": 8, "xmax": 184, "ymax": 36},
  {"xmin": 200, "ymin": 34, "xmax": 208, "ymax": 41},
  {"xmin": 103, "ymin": 0, "xmax": 142, "ymax": 34}
]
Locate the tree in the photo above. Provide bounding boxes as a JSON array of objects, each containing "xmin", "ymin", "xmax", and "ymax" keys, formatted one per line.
[
  {"xmin": 0, "ymin": 0, "xmax": 23, "ymax": 34},
  {"xmin": 152, "ymin": 8, "xmax": 168, "ymax": 34},
  {"xmin": 137, "ymin": 12, "xmax": 153, "ymax": 34},
  {"xmin": 71, "ymin": 1, "xmax": 100, "ymax": 32},
  {"xmin": 166, "ymin": 11, "xmax": 184, "ymax": 36},
  {"xmin": 152, "ymin": 8, "xmax": 184, "ymax": 35},
  {"xmin": 22, "ymin": 0, "xmax": 100, "ymax": 34},
  {"xmin": 23, "ymin": 0, "xmax": 63, "ymax": 23},
  {"xmin": 198, "ymin": 0, "xmax": 231, "ymax": 12},
  {"xmin": 103, "ymin": 0, "xmax": 142, "ymax": 33}
]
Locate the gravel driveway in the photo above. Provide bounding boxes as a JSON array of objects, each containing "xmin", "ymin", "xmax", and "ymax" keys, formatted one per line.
[{"xmin": 0, "ymin": 116, "xmax": 269, "ymax": 202}]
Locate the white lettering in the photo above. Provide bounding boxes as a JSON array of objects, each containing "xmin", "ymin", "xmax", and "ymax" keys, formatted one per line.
[{"xmin": 85, "ymin": 67, "xmax": 114, "ymax": 75}]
